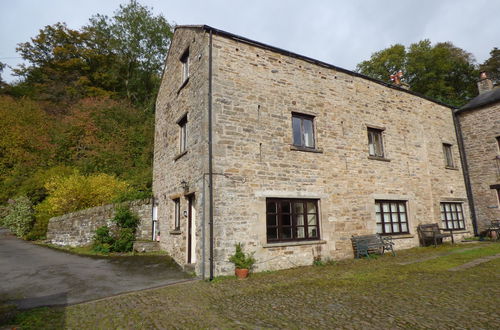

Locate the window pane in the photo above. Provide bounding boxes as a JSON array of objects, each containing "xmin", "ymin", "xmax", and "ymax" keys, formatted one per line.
[
  {"xmin": 375, "ymin": 203, "xmax": 381, "ymax": 212},
  {"xmin": 282, "ymin": 227, "xmax": 292, "ymax": 239},
  {"xmin": 401, "ymin": 223, "xmax": 408, "ymax": 232},
  {"xmin": 459, "ymin": 221, "xmax": 464, "ymax": 228},
  {"xmin": 377, "ymin": 223, "xmax": 383, "ymax": 233},
  {"xmin": 303, "ymin": 119, "xmax": 314, "ymax": 148},
  {"xmin": 308, "ymin": 214, "xmax": 317, "ymax": 226},
  {"xmin": 383, "ymin": 213, "xmax": 391, "ymax": 222},
  {"xmin": 281, "ymin": 201, "xmax": 291, "ymax": 213},
  {"xmin": 267, "ymin": 201, "xmax": 276, "ymax": 213},
  {"xmin": 445, "ymin": 204, "xmax": 450, "ymax": 212},
  {"xmin": 400, "ymin": 213, "xmax": 406, "ymax": 222},
  {"xmin": 440, "ymin": 204, "xmax": 444, "ymax": 212},
  {"xmin": 296, "ymin": 214, "xmax": 304, "ymax": 226},
  {"xmin": 385, "ymin": 224, "xmax": 392, "ymax": 233},
  {"xmin": 391, "ymin": 203, "xmax": 398, "ymax": 212},
  {"xmin": 399, "ymin": 203, "xmax": 406, "ymax": 212},
  {"xmin": 382, "ymin": 203, "xmax": 390, "ymax": 212},
  {"xmin": 375, "ymin": 213, "xmax": 381, "ymax": 223},
  {"xmin": 296, "ymin": 227, "xmax": 305, "ymax": 238},
  {"xmin": 393, "ymin": 224, "xmax": 400, "ymax": 233},
  {"xmin": 292, "ymin": 117, "xmax": 302, "ymax": 146},
  {"xmin": 267, "ymin": 214, "xmax": 277, "ymax": 226},
  {"xmin": 282, "ymin": 214, "xmax": 291, "ymax": 226},
  {"xmin": 267, "ymin": 227, "xmax": 278, "ymax": 240},
  {"xmin": 308, "ymin": 226, "xmax": 318, "ymax": 238},
  {"xmin": 307, "ymin": 202, "xmax": 317, "ymax": 213},
  {"xmin": 293, "ymin": 202, "xmax": 304, "ymax": 214}
]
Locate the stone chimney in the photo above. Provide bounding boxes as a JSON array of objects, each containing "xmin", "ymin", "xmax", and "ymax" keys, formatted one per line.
[{"xmin": 477, "ymin": 71, "xmax": 494, "ymax": 94}]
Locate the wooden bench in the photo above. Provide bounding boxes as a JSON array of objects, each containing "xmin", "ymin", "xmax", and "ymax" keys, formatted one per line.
[
  {"xmin": 351, "ymin": 234, "xmax": 395, "ymax": 258},
  {"xmin": 417, "ymin": 223, "xmax": 454, "ymax": 247},
  {"xmin": 487, "ymin": 220, "xmax": 500, "ymax": 241}
]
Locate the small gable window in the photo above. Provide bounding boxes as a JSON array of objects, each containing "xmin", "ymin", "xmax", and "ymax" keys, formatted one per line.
[
  {"xmin": 180, "ymin": 48, "xmax": 189, "ymax": 84},
  {"xmin": 292, "ymin": 113, "xmax": 315, "ymax": 148},
  {"xmin": 443, "ymin": 143, "xmax": 454, "ymax": 168},
  {"xmin": 368, "ymin": 127, "xmax": 384, "ymax": 158}
]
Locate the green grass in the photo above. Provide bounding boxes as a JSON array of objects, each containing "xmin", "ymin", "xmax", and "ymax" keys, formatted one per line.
[{"xmin": 4, "ymin": 242, "xmax": 500, "ymax": 329}]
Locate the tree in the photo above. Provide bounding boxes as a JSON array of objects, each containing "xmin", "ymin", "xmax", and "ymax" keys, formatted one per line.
[
  {"xmin": 14, "ymin": 0, "xmax": 173, "ymax": 110},
  {"xmin": 480, "ymin": 47, "xmax": 500, "ymax": 85},
  {"xmin": 356, "ymin": 40, "xmax": 478, "ymax": 107}
]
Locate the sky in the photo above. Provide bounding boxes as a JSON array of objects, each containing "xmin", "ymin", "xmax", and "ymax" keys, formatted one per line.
[{"xmin": 1, "ymin": 0, "xmax": 499, "ymax": 83}]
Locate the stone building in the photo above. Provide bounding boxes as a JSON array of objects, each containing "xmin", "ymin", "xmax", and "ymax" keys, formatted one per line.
[
  {"xmin": 153, "ymin": 25, "xmax": 473, "ymax": 278},
  {"xmin": 455, "ymin": 73, "xmax": 500, "ymax": 232}
]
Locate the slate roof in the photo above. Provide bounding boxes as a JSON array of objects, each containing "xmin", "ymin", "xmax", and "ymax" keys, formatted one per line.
[{"xmin": 457, "ymin": 87, "xmax": 500, "ymax": 113}]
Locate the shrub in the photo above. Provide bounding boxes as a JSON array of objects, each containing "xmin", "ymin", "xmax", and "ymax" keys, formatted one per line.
[
  {"xmin": 112, "ymin": 228, "xmax": 135, "ymax": 252},
  {"xmin": 92, "ymin": 226, "xmax": 115, "ymax": 253},
  {"xmin": 1, "ymin": 196, "xmax": 34, "ymax": 237},
  {"xmin": 112, "ymin": 206, "xmax": 139, "ymax": 229},
  {"xmin": 228, "ymin": 243, "xmax": 256, "ymax": 270}
]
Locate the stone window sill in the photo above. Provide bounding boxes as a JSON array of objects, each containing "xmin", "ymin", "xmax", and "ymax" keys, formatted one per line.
[
  {"xmin": 381, "ymin": 234, "xmax": 414, "ymax": 239},
  {"xmin": 445, "ymin": 166, "xmax": 459, "ymax": 171},
  {"xmin": 169, "ymin": 230, "xmax": 182, "ymax": 235},
  {"xmin": 368, "ymin": 155, "xmax": 391, "ymax": 162},
  {"xmin": 263, "ymin": 240, "xmax": 326, "ymax": 248},
  {"xmin": 174, "ymin": 150, "xmax": 188, "ymax": 161},
  {"xmin": 177, "ymin": 77, "xmax": 189, "ymax": 94},
  {"xmin": 290, "ymin": 145, "xmax": 324, "ymax": 153}
]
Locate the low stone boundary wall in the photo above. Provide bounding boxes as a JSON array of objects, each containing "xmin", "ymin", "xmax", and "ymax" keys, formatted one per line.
[{"xmin": 47, "ymin": 199, "xmax": 152, "ymax": 246}]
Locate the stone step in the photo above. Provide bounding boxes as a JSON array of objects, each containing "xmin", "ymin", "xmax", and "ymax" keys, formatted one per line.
[{"xmin": 133, "ymin": 241, "xmax": 160, "ymax": 253}]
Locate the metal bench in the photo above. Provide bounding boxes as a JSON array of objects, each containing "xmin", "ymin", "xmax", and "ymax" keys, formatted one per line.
[
  {"xmin": 351, "ymin": 234, "xmax": 395, "ymax": 258},
  {"xmin": 417, "ymin": 223, "xmax": 454, "ymax": 247}
]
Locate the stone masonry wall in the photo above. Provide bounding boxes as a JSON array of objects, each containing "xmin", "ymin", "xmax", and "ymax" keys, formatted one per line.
[
  {"xmin": 458, "ymin": 102, "xmax": 500, "ymax": 231},
  {"xmin": 153, "ymin": 27, "xmax": 209, "ymax": 274},
  {"xmin": 47, "ymin": 199, "xmax": 152, "ymax": 246},
  {"xmin": 209, "ymin": 33, "xmax": 472, "ymax": 275}
]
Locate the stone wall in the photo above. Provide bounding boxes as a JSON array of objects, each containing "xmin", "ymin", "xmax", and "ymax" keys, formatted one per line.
[
  {"xmin": 47, "ymin": 199, "xmax": 153, "ymax": 246},
  {"xmin": 154, "ymin": 27, "xmax": 473, "ymax": 277},
  {"xmin": 457, "ymin": 102, "xmax": 500, "ymax": 231}
]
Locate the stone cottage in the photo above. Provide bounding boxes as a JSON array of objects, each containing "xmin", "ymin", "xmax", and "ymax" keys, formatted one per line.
[
  {"xmin": 153, "ymin": 25, "xmax": 473, "ymax": 278},
  {"xmin": 455, "ymin": 72, "xmax": 500, "ymax": 232}
]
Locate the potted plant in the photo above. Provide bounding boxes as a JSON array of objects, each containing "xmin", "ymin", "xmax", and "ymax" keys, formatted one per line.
[{"xmin": 228, "ymin": 243, "xmax": 256, "ymax": 279}]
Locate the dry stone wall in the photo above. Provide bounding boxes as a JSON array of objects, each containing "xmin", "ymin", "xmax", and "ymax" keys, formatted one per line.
[{"xmin": 47, "ymin": 199, "xmax": 152, "ymax": 246}]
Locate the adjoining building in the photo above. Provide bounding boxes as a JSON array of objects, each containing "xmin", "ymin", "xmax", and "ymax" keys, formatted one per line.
[
  {"xmin": 455, "ymin": 72, "xmax": 500, "ymax": 233},
  {"xmin": 153, "ymin": 25, "xmax": 473, "ymax": 278}
]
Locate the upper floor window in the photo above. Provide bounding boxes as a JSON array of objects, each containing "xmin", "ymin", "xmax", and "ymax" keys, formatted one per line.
[
  {"xmin": 367, "ymin": 127, "xmax": 384, "ymax": 158},
  {"xmin": 266, "ymin": 198, "xmax": 320, "ymax": 243},
  {"xmin": 443, "ymin": 143, "xmax": 454, "ymax": 168},
  {"xmin": 178, "ymin": 115, "xmax": 187, "ymax": 153},
  {"xmin": 180, "ymin": 49, "xmax": 189, "ymax": 83},
  {"xmin": 440, "ymin": 202, "xmax": 465, "ymax": 230},
  {"xmin": 292, "ymin": 113, "xmax": 315, "ymax": 148},
  {"xmin": 375, "ymin": 200, "xmax": 409, "ymax": 235}
]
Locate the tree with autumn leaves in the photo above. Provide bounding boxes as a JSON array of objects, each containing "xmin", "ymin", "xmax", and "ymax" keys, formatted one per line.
[{"xmin": 0, "ymin": 1, "xmax": 171, "ymax": 239}]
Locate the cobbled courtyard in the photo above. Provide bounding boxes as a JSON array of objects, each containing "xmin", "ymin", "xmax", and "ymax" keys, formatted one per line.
[{"xmin": 4, "ymin": 242, "xmax": 499, "ymax": 329}]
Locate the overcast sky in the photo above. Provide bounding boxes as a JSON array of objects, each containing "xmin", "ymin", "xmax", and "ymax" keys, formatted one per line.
[{"xmin": 1, "ymin": 0, "xmax": 499, "ymax": 82}]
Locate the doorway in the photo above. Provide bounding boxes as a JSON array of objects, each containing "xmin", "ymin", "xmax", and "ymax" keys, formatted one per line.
[{"xmin": 187, "ymin": 194, "xmax": 196, "ymax": 264}]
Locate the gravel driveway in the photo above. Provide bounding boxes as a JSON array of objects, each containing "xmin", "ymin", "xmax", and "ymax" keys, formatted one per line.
[{"xmin": 0, "ymin": 228, "xmax": 192, "ymax": 309}]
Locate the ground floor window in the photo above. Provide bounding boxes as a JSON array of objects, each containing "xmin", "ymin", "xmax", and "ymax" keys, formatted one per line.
[
  {"xmin": 266, "ymin": 198, "xmax": 320, "ymax": 243},
  {"xmin": 440, "ymin": 202, "xmax": 465, "ymax": 230},
  {"xmin": 375, "ymin": 200, "xmax": 409, "ymax": 235}
]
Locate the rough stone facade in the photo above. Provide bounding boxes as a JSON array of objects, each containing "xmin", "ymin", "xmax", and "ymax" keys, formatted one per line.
[
  {"xmin": 153, "ymin": 26, "xmax": 473, "ymax": 277},
  {"xmin": 47, "ymin": 199, "xmax": 152, "ymax": 246},
  {"xmin": 457, "ymin": 102, "xmax": 500, "ymax": 231}
]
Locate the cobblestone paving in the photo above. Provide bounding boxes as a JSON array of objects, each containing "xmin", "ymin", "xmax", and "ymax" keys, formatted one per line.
[{"xmin": 4, "ymin": 243, "xmax": 500, "ymax": 329}]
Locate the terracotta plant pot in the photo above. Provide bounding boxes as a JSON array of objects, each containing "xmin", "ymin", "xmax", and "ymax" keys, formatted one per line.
[{"xmin": 235, "ymin": 268, "xmax": 249, "ymax": 279}]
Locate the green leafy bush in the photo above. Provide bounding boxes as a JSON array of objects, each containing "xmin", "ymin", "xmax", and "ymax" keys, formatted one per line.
[
  {"xmin": 228, "ymin": 243, "xmax": 256, "ymax": 270},
  {"xmin": 91, "ymin": 206, "xmax": 139, "ymax": 253},
  {"xmin": 112, "ymin": 206, "xmax": 139, "ymax": 229},
  {"xmin": 1, "ymin": 196, "xmax": 34, "ymax": 237},
  {"xmin": 112, "ymin": 228, "xmax": 135, "ymax": 252}
]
